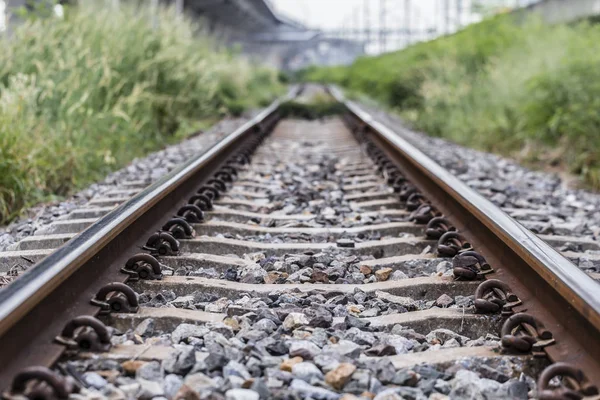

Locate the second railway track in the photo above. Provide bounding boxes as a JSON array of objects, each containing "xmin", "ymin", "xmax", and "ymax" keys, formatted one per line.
[{"xmin": 0, "ymin": 87, "xmax": 599, "ymax": 399}]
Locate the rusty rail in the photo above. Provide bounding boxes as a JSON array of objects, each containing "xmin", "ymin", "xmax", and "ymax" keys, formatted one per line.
[
  {"xmin": 330, "ymin": 86, "xmax": 600, "ymax": 385},
  {"xmin": 0, "ymin": 88, "xmax": 298, "ymax": 389}
]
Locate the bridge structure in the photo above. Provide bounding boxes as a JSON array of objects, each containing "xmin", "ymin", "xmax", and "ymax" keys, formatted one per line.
[{"xmin": 174, "ymin": 0, "xmax": 365, "ymax": 70}]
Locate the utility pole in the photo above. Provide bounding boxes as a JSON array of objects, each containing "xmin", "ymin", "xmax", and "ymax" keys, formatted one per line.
[
  {"xmin": 353, "ymin": 6, "xmax": 360, "ymax": 41},
  {"xmin": 445, "ymin": 0, "xmax": 450, "ymax": 35},
  {"xmin": 364, "ymin": 0, "xmax": 370, "ymax": 49},
  {"xmin": 404, "ymin": 0, "xmax": 411, "ymax": 47},
  {"xmin": 456, "ymin": 0, "xmax": 462, "ymax": 29},
  {"xmin": 379, "ymin": 0, "xmax": 387, "ymax": 53},
  {"xmin": 435, "ymin": 0, "xmax": 441, "ymax": 37}
]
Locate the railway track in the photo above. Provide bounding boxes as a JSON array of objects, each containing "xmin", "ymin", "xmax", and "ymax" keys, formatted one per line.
[{"xmin": 0, "ymin": 87, "xmax": 599, "ymax": 399}]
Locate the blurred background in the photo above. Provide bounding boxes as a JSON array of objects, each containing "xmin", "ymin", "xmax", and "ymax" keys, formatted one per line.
[
  {"xmin": 2, "ymin": 0, "xmax": 600, "ymax": 223},
  {"xmin": 1, "ymin": 0, "xmax": 592, "ymax": 70}
]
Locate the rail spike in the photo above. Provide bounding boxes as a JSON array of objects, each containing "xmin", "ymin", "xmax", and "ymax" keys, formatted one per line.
[
  {"xmin": 162, "ymin": 217, "xmax": 195, "ymax": 239},
  {"xmin": 5, "ymin": 366, "xmax": 79, "ymax": 400},
  {"xmin": 91, "ymin": 282, "xmax": 139, "ymax": 315},
  {"xmin": 474, "ymin": 279, "xmax": 520, "ymax": 315},
  {"xmin": 409, "ymin": 203, "xmax": 439, "ymax": 225},
  {"xmin": 501, "ymin": 313, "xmax": 554, "ymax": 356},
  {"xmin": 452, "ymin": 251, "xmax": 492, "ymax": 280},
  {"xmin": 189, "ymin": 193, "xmax": 213, "ymax": 211},
  {"xmin": 198, "ymin": 184, "xmax": 220, "ymax": 200},
  {"xmin": 177, "ymin": 204, "xmax": 204, "ymax": 223},
  {"xmin": 537, "ymin": 363, "xmax": 599, "ymax": 400},
  {"xmin": 405, "ymin": 192, "xmax": 427, "ymax": 211},
  {"xmin": 122, "ymin": 253, "xmax": 163, "ymax": 281},
  {"xmin": 143, "ymin": 231, "xmax": 180, "ymax": 256},
  {"xmin": 437, "ymin": 231, "xmax": 472, "ymax": 257},
  {"xmin": 54, "ymin": 316, "xmax": 111, "ymax": 352},
  {"xmin": 425, "ymin": 216, "xmax": 454, "ymax": 239}
]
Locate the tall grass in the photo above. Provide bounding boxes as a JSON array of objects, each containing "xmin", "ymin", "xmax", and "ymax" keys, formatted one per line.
[
  {"xmin": 304, "ymin": 16, "xmax": 600, "ymax": 187},
  {"xmin": 0, "ymin": 2, "xmax": 283, "ymax": 223}
]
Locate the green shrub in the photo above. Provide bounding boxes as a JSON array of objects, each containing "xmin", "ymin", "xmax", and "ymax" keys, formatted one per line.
[
  {"xmin": 304, "ymin": 16, "xmax": 600, "ymax": 187},
  {"xmin": 0, "ymin": 2, "xmax": 283, "ymax": 223}
]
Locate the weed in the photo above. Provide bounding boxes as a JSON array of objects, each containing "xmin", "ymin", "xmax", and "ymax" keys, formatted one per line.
[{"xmin": 0, "ymin": 2, "xmax": 283, "ymax": 223}]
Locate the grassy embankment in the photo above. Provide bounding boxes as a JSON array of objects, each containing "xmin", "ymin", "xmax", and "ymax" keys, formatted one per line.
[
  {"xmin": 0, "ymin": 3, "xmax": 283, "ymax": 224},
  {"xmin": 303, "ymin": 15, "xmax": 600, "ymax": 188}
]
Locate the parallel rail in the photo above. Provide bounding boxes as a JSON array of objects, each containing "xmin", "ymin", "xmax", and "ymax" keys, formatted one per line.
[
  {"xmin": 0, "ymin": 86, "xmax": 598, "ymax": 397},
  {"xmin": 332, "ymin": 87, "xmax": 600, "ymax": 382}
]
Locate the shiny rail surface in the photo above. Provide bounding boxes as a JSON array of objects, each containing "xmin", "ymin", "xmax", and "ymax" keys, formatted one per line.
[{"xmin": 0, "ymin": 86, "xmax": 597, "ymax": 399}]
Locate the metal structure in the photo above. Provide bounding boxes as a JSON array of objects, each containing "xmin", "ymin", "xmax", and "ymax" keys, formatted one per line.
[
  {"xmin": 2, "ymin": 0, "xmax": 365, "ymax": 69},
  {"xmin": 175, "ymin": 0, "xmax": 365, "ymax": 70}
]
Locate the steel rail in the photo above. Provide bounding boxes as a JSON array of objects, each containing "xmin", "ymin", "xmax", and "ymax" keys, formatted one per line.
[
  {"xmin": 330, "ymin": 86, "xmax": 600, "ymax": 383},
  {"xmin": 0, "ymin": 88, "xmax": 298, "ymax": 389},
  {"xmin": 1, "ymin": 83, "xmax": 598, "ymax": 393}
]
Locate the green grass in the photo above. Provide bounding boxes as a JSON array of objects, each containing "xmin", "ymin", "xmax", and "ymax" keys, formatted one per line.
[
  {"xmin": 303, "ymin": 15, "xmax": 600, "ymax": 188},
  {"xmin": 0, "ymin": 2, "xmax": 283, "ymax": 224}
]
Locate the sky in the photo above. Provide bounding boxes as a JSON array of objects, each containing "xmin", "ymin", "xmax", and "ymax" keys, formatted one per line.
[
  {"xmin": 269, "ymin": 0, "xmax": 482, "ymax": 53},
  {"xmin": 269, "ymin": 0, "xmax": 535, "ymax": 53}
]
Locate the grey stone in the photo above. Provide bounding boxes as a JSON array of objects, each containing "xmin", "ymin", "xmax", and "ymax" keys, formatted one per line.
[
  {"xmin": 435, "ymin": 294, "xmax": 454, "ymax": 308},
  {"xmin": 101, "ymin": 384, "xmax": 126, "ymax": 400},
  {"xmin": 163, "ymin": 346, "xmax": 196, "ymax": 375},
  {"xmin": 82, "ymin": 372, "xmax": 107, "ymax": 390},
  {"xmin": 449, "ymin": 370, "xmax": 506, "ymax": 399},
  {"xmin": 426, "ymin": 329, "xmax": 469, "ymax": 345},
  {"xmin": 323, "ymin": 340, "xmax": 361, "ymax": 359},
  {"xmin": 345, "ymin": 315, "xmax": 370, "ymax": 329},
  {"xmin": 250, "ymin": 378, "xmax": 270, "ymax": 400},
  {"xmin": 225, "ymin": 389, "xmax": 260, "ymax": 400},
  {"xmin": 390, "ymin": 270, "xmax": 409, "ymax": 280},
  {"xmin": 384, "ymin": 334, "xmax": 413, "ymax": 354},
  {"xmin": 171, "ymin": 324, "xmax": 210, "ymax": 344},
  {"xmin": 344, "ymin": 327, "xmax": 376, "ymax": 345},
  {"xmin": 289, "ymin": 379, "xmax": 340, "ymax": 400},
  {"xmin": 206, "ymin": 297, "xmax": 230, "ymax": 313},
  {"xmin": 239, "ymin": 329, "xmax": 269, "ymax": 342},
  {"xmin": 344, "ymin": 369, "xmax": 370, "ymax": 392},
  {"xmin": 170, "ymin": 295, "xmax": 195, "ymax": 308},
  {"xmin": 137, "ymin": 379, "xmax": 165, "ymax": 400},
  {"xmin": 223, "ymin": 360, "xmax": 251, "ymax": 380},
  {"xmin": 504, "ymin": 380, "xmax": 529, "ymax": 399},
  {"xmin": 288, "ymin": 340, "xmax": 321, "ymax": 359},
  {"xmin": 119, "ymin": 383, "xmax": 141, "ymax": 399},
  {"xmin": 441, "ymin": 337, "xmax": 461, "ymax": 348},
  {"xmin": 292, "ymin": 362, "xmax": 324, "ymax": 383},
  {"xmin": 373, "ymin": 388, "xmax": 403, "ymax": 400},
  {"xmin": 433, "ymin": 378, "xmax": 451, "ymax": 395},
  {"xmin": 254, "ymin": 318, "xmax": 278, "ymax": 333},
  {"xmin": 184, "ymin": 372, "xmax": 218, "ymax": 392},
  {"xmin": 134, "ymin": 318, "xmax": 155, "ymax": 337},
  {"xmin": 204, "ymin": 352, "xmax": 229, "ymax": 372},
  {"xmin": 163, "ymin": 374, "xmax": 183, "ymax": 399},
  {"xmin": 313, "ymin": 354, "xmax": 341, "ymax": 373},
  {"xmin": 136, "ymin": 361, "xmax": 163, "ymax": 381},
  {"xmin": 360, "ymin": 307, "xmax": 380, "ymax": 317},
  {"xmin": 283, "ymin": 312, "xmax": 309, "ymax": 331}
]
